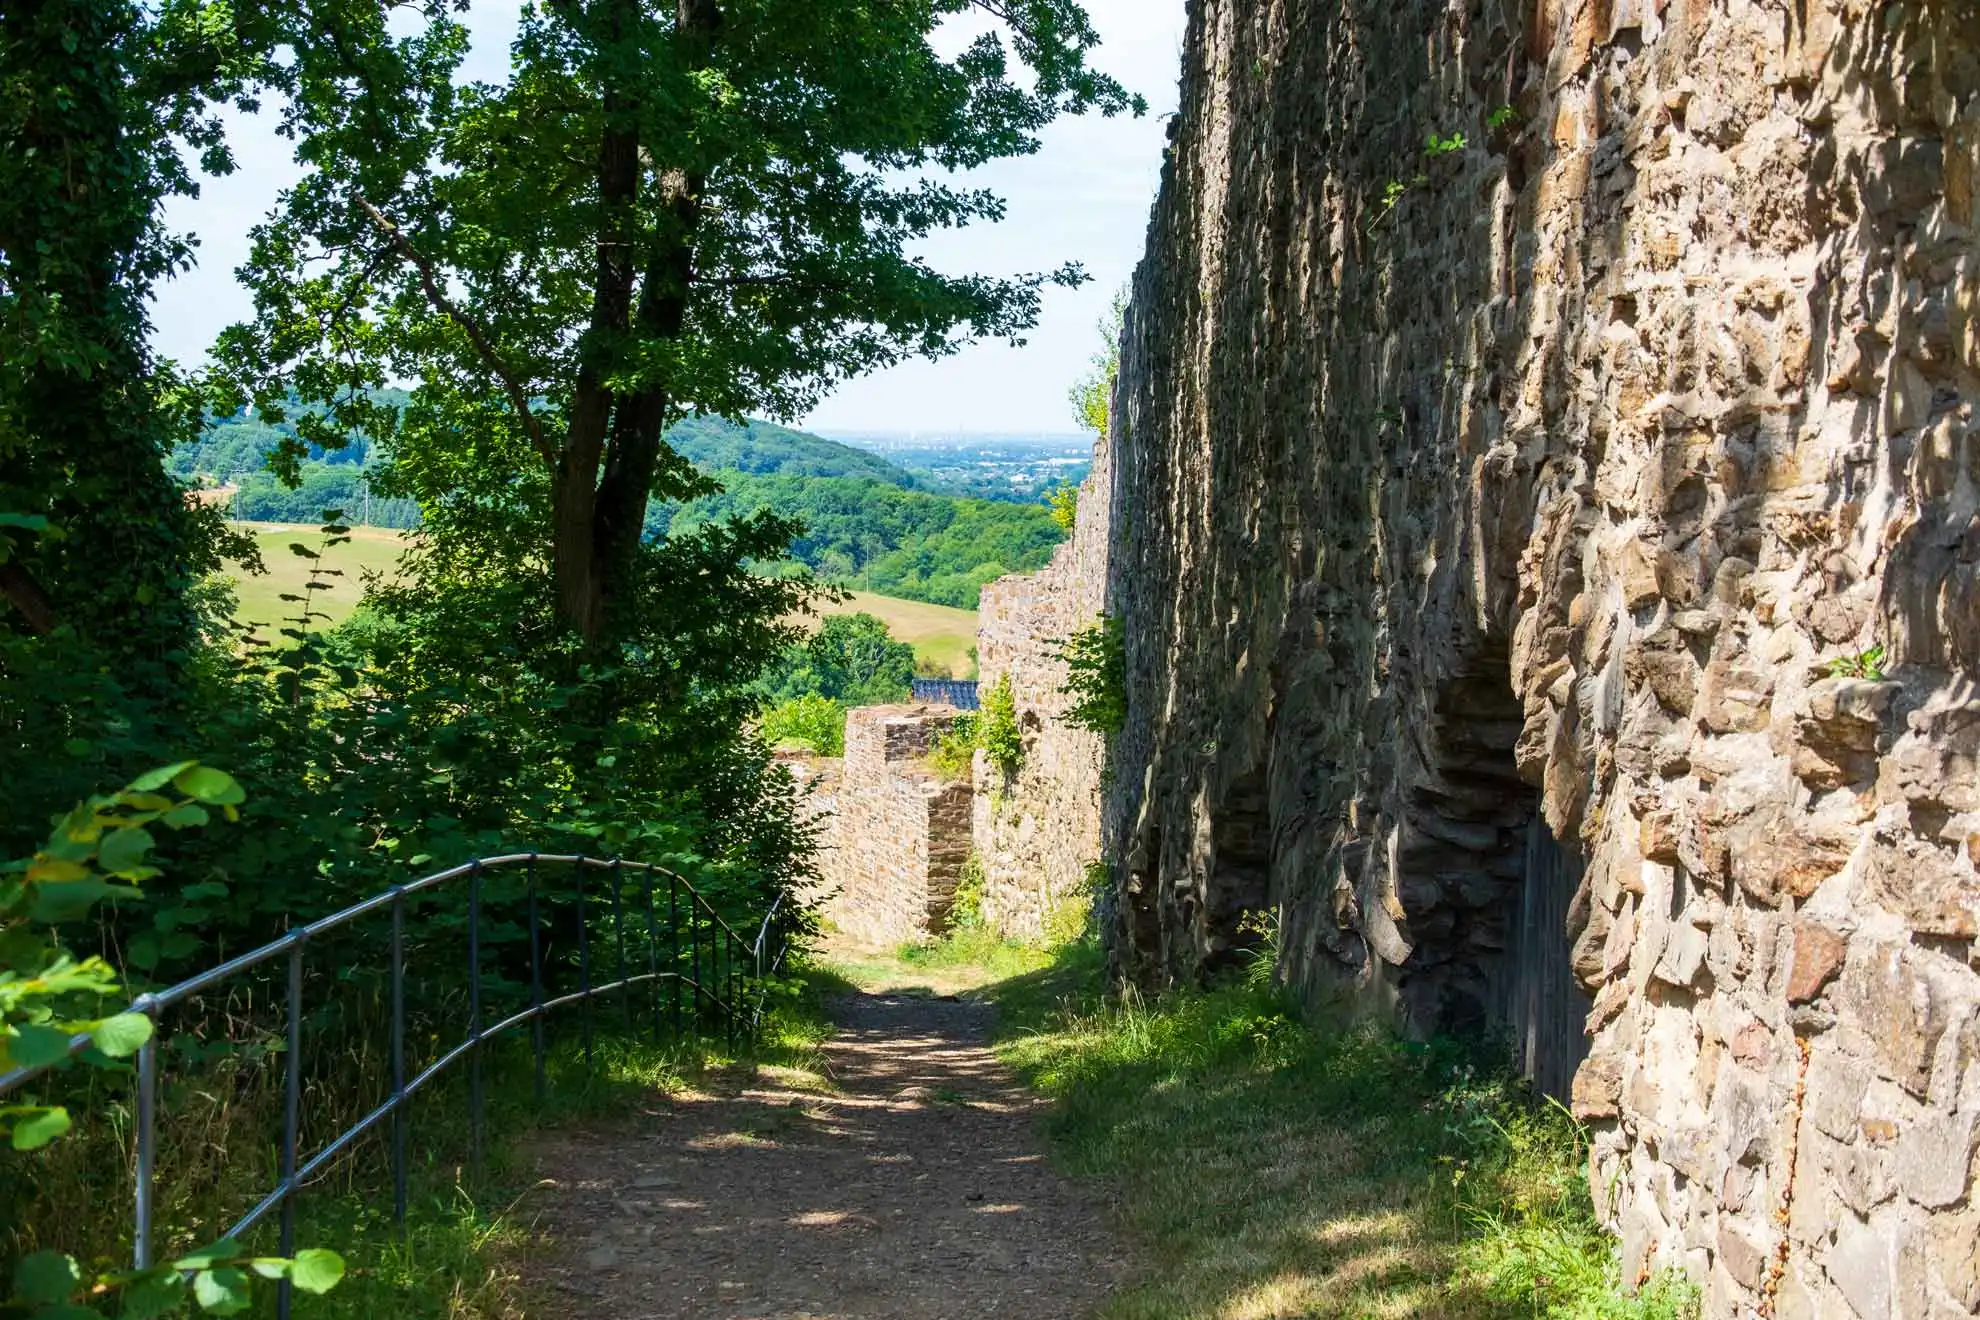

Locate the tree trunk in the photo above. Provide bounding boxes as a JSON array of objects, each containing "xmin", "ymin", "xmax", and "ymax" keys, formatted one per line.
[{"xmin": 549, "ymin": 0, "xmax": 720, "ymax": 645}]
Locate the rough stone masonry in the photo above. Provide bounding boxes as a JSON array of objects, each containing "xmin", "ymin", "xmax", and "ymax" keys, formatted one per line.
[
  {"xmin": 812, "ymin": 705, "xmax": 974, "ymax": 947},
  {"xmin": 1078, "ymin": 0, "xmax": 1980, "ymax": 1314}
]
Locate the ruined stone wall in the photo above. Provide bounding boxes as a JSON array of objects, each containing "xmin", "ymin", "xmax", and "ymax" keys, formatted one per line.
[
  {"xmin": 1107, "ymin": 0, "xmax": 1980, "ymax": 1313},
  {"xmin": 813, "ymin": 706, "xmax": 973, "ymax": 946},
  {"xmin": 973, "ymin": 439, "xmax": 1114, "ymax": 938}
]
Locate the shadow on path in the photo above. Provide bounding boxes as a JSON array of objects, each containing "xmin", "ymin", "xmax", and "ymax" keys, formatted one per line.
[{"xmin": 522, "ymin": 990, "xmax": 1124, "ymax": 1319}]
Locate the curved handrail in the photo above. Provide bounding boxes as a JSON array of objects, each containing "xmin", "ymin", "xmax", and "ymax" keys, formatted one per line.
[{"xmin": 1, "ymin": 851, "xmax": 787, "ymax": 1314}]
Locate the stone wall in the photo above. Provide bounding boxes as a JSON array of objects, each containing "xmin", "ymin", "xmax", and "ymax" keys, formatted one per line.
[
  {"xmin": 973, "ymin": 440, "xmax": 1114, "ymax": 938},
  {"xmin": 1104, "ymin": 0, "xmax": 1980, "ymax": 1314},
  {"xmin": 812, "ymin": 705, "xmax": 974, "ymax": 946}
]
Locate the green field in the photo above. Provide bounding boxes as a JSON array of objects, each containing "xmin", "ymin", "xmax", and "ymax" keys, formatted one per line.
[
  {"xmin": 226, "ymin": 522, "xmax": 410, "ymax": 633},
  {"xmin": 799, "ymin": 591, "xmax": 978, "ymax": 677},
  {"xmin": 223, "ymin": 523, "xmax": 979, "ymax": 674}
]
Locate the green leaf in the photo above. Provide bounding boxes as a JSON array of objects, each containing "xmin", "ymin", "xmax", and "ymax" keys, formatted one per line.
[
  {"xmin": 161, "ymin": 804, "xmax": 211, "ymax": 829},
  {"xmin": 129, "ymin": 762, "xmax": 197, "ymax": 792},
  {"xmin": 172, "ymin": 766, "xmax": 245, "ymax": 806},
  {"xmin": 288, "ymin": 1250, "xmax": 344, "ymax": 1295},
  {"xmin": 119, "ymin": 1272, "xmax": 188, "ymax": 1319},
  {"xmin": 10, "ymin": 1106, "xmax": 72, "ymax": 1150},
  {"xmin": 192, "ymin": 1266, "xmax": 250, "ymax": 1315},
  {"xmin": 10, "ymin": 1024, "xmax": 75, "ymax": 1070},
  {"xmin": 172, "ymin": 1241, "xmax": 242, "ymax": 1271},
  {"xmin": 90, "ymin": 1013, "xmax": 153, "ymax": 1058},
  {"xmin": 12, "ymin": 1250, "xmax": 79, "ymax": 1305},
  {"xmin": 96, "ymin": 826, "xmax": 156, "ymax": 874},
  {"xmin": 246, "ymin": 1259, "xmax": 289, "ymax": 1280}
]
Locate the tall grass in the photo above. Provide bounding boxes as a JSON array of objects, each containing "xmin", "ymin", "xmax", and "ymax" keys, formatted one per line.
[{"xmin": 989, "ymin": 943, "xmax": 1700, "ymax": 1320}]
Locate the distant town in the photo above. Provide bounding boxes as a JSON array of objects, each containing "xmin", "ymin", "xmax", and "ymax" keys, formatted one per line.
[{"xmin": 819, "ymin": 431, "xmax": 1094, "ymax": 502}]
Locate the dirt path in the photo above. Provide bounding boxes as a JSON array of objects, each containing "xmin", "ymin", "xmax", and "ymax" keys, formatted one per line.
[{"xmin": 522, "ymin": 989, "xmax": 1124, "ymax": 1319}]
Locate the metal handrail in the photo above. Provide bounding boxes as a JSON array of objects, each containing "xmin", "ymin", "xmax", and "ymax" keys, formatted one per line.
[{"xmin": 0, "ymin": 852, "xmax": 787, "ymax": 1316}]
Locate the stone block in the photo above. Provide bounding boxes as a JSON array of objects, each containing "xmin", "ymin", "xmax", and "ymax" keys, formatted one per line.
[
  {"xmin": 1862, "ymin": 834, "xmax": 1980, "ymax": 941},
  {"xmin": 1931, "ymin": 1204, "xmax": 1980, "ymax": 1310},
  {"xmin": 1716, "ymin": 1217, "xmax": 1771, "ymax": 1290},
  {"xmin": 1573, "ymin": 1052, "xmax": 1624, "ymax": 1121},
  {"xmin": 1728, "ymin": 809, "xmax": 1851, "ymax": 906},
  {"xmin": 1892, "ymin": 1109, "xmax": 1978, "ymax": 1209},
  {"xmin": 1789, "ymin": 921, "xmax": 1850, "ymax": 1003},
  {"xmin": 1841, "ymin": 945, "xmax": 1952, "ymax": 1098},
  {"xmin": 1830, "ymin": 1215, "xmax": 1895, "ymax": 1320},
  {"xmin": 1807, "ymin": 1044, "xmax": 1873, "ymax": 1142}
]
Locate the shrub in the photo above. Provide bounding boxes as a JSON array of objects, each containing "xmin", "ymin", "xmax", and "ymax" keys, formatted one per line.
[
  {"xmin": 977, "ymin": 675, "xmax": 1024, "ymax": 778},
  {"xmin": 1055, "ymin": 613, "xmax": 1126, "ymax": 734},
  {"xmin": 926, "ymin": 713, "xmax": 979, "ymax": 781},
  {"xmin": 758, "ymin": 694, "xmax": 847, "ymax": 756},
  {"xmin": 946, "ymin": 853, "xmax": 986, "ymax": 931},
  {"xmin": 1046, "ymin": 482, "xmax": 1079, "ymax": 531}
]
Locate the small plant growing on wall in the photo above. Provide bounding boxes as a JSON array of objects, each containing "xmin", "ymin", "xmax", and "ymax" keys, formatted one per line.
[
  {"xmin": 947, "ymin": 853, "xmax": 987, "ymax": 931},
  {"xmin": 978, "ymin": 675, "xmax": 1025, "ymax": 779},
  {"xmin": 1047, "ymin": 482, "xmax": 1079, "ymax": 531},
  {"xmin": 926, "ymin": 714, "xmax": 979, "ymax": 781},
  {"xmin": 1821, "ymin": 644, "xmax": 1888, "ymax": 681},
  {"xmin": 1056, "ymin": 613, "xmax": 1127, "ymax": 735},
  {"xmin": 1368, "ymin": 129, "xmax": 1470, "ymax": 230}
]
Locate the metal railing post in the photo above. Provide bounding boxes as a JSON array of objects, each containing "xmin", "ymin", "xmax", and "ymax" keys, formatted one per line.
[
  {"xmin": 468, "ymin": 861, "xmax": 484, "ymax": 1177},
  {"xmin": 528, "ymin": 855, "xmax": 545, "ymax": 1105},
  {"xmin": 721, "ymin": 930, "xmax": 733, "ymax": 1053},
  {"xmin": 578, "ymin": 861, "xmax": 593, "ymax": 1069},
  {"xmin": 391, "ymin": 890, "xmax": 407, "ymax": 1232},
  {"xmin": 643, "ymin": 868, "xmax": 659, "ymax": 1044},
  {"xmin": 613, "ymin": 858, "xmax": 627, "ymax": 1033},
  {"xmin": 279, "ymin": 938, "xmax": 304, "ymax": 1319},
  {"xmin": 669, "ymin": 873, "xmax": 681, "ymax": 1041},
  {"xmin": 133, "ymin": 999, "xmax": 158, "ymax": 1272}
]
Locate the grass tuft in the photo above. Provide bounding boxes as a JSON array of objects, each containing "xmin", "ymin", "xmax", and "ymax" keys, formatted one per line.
[{"xmin": 985, "ymin": 944, "xmax": 1700, "ymax": 1320}]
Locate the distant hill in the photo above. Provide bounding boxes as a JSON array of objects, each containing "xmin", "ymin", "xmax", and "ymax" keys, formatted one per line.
[
  {"xmin": 178, "ymin": 406, "xmax": 1061, "ymax": 610},
  {"xmin": 666, "ymin": 415, "xmax": 915, "ymax": 485}
]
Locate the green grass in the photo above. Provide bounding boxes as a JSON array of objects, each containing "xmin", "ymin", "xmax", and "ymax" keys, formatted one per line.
[
  {"xmin": 976, "ymin": 943, "xmax": 1701, "ymax": 1320},
  {"xmin": 798, "ymin": 591, "xmax": 978, "ymax": 678},
  {"xmin": 225, "ymin": 521, "xmax": 411, "ymax": 631}
]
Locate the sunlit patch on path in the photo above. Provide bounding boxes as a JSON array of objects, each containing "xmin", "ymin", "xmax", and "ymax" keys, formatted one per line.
[{"xmin": 522, "ymin": 990, "xmax": 1124, "ymax": 1318}]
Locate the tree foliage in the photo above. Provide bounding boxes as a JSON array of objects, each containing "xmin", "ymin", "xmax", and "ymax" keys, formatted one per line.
[
  {"xmin": 1055, "ymin": 613, "xmax": 1125, "ymax": 734},
  {"xmin": 221, "ymin": 0, "xmax": 1142, "ymax": 642},
  {"xmin": 760, "ymin": 613, "xmax": 916, "ymax": 709},
  {"xmin": 658, "ymin": 472, "xmax": 1062, "ymax": 608},
  {"xmin": 1068, "ymin": 287, "xmax": 1127, "ymax": 439}
]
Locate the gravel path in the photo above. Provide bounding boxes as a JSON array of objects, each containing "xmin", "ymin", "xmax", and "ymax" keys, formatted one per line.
[{"xmin": 522, "ymin": 990, "xmax": 1124, "ymax": 1319}]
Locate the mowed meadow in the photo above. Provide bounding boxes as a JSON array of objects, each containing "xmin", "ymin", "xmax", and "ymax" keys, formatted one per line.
[{"xmin": 225, "ymin": 522, "xmax": 980, "ymax": 675}]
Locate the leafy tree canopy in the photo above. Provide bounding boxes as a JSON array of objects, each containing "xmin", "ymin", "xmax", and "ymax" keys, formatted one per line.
[
  {"xmin": 761, "ymin": 613, "xmax": 915, "ymax": 707},
  {"xmin": 220, "ymin": 0, "xmax": 1142, "ymax": 642}
]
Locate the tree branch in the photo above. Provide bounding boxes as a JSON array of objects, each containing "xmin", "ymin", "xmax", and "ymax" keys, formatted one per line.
[
  {"xmin": 0, "ymin": 562, "xmax": 55, "ymax": 635},
  {"xmin": 355, "ymin": 198, "xmax": 556, "ymax": 470}
]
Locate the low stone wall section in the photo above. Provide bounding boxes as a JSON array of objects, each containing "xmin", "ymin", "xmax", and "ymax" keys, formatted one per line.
[{"xmin": 813, "ymin": 705, "xmax": 974, "ymax": 947}]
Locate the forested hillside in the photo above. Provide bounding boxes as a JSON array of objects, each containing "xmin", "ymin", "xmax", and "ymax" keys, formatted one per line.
[{"xmin": 180, "ymin": 409, "xmax": 1063, "ymax": 609}]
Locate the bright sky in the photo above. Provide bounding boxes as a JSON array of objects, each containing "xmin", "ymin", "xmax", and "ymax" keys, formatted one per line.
[{"xmin": 150, "ymin": 1, "xmax": 1188, "ymax": 437}]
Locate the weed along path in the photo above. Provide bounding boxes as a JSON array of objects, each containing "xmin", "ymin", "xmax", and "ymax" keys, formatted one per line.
[{"xmin": 520, "ymin": 984, "xmax": 1125, "ymax": 1319}]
